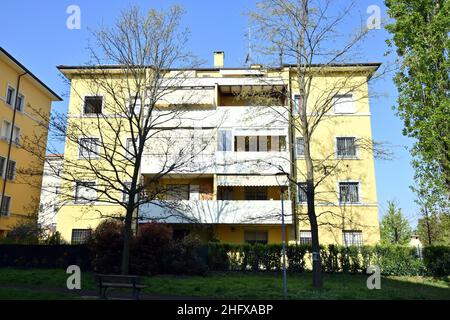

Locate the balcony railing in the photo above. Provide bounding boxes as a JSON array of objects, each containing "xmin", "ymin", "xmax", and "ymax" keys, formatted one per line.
[{"xmin": 139, "ymin": 200, "xmax": 292, "ymax": 224}]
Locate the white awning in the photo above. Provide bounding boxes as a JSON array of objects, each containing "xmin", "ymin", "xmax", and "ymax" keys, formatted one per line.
[{"xmin": 216, "ymin": 175, "xmax": 288, "ymax": 187}]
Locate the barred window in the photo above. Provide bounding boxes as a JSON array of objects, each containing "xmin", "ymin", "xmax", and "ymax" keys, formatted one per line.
[
  {"xmin": 71, "ymin": 229, "xmax": 92, "ymax": 244},
  {"xmin": 299, "ymin": 230, "xmax": 312, "ymax": 245},
  {"xmin": 244, "ymin": 230, "xmax": 268, "ymax": 245},
  {"xmin": 337, "ymin": 137, "xmax": 356, "ymax": 157},
  {"xmin": 343, "ymin": 231, "xmax": 363, "ymax": 246},
  {"xmin": 79, "ymin": 138, "xmax": 100, "ymax": 158},
  {"xmin": 339, "ymin": 182, "xmax": 359, "ymax": 203},
  {"xmin": 297, "ymin": 183, "xmax": 307, "ymax": 203},
  {"xmin": 0, "ymin": 196, "xmax": 11, "ymax": 216},
  {"xmin": 6, "ymin": 160, "xmax": 16, "ymax": 180},
  {"xmin": 296, "ymin": 137, "xmax": 305, "ymax": 157}
]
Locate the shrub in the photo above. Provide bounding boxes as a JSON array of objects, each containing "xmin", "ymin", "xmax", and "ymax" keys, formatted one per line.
[
  {"xmin": 208, "ymin": 243, "xmax": 231, "ymax": 271},
  {"xmin": 374, "ymin": 245, "xmax": 425, "ymax": 276},
  {"xmin": 87, "ymin": 219, "xmax": 124, "ymax": 274},
  {"xmin": 423, "ymin": 246, "xmax": 450, "ymax": 276},
  {"xmin": 131, "ymin": 222, "xmax": 172, "ymax": 275}
]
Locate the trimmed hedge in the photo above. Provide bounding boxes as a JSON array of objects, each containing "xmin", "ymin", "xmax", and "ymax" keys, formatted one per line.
[
  {"xmin": 423, "ymin": 246, "xmax": 450, "ymax": 276},
  {"xmin": 207, "ymin": 243, "xmax": 446, "ymax": 276},
  {"xmin": 0, "ymin": 244, "xmax": 90, "ymax": 269}
]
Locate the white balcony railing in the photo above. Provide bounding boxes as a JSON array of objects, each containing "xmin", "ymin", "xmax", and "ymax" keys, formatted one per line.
[{"xmin": 139, "ymin": 200, "xmax": 292, "ymax": 225}]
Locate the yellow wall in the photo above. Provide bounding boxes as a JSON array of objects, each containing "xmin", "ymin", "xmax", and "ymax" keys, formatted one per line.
[
  {"xmin": 56, "ymin": 66, "xmax": 380, "ymax": 245},
  {"xmin": 0, "ymin": 55, "xmax": 57, "ymax": 233},
  {"xmin": 215, "ymin": 225, "xmax": 288, "ymax": 244}
]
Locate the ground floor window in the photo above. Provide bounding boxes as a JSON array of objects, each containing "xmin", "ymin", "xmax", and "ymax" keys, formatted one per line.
[
  {"xmin": 244, "ymin": 230, "xmax": 268, "ymax": 245},
  {"xmin": 71, "ymin": 229, "xmax": 92, "ymax": 244},
  {"xmin": 342, "ymin": 230, "xmax": 363, "ymax": 246},
  {"xmin": 299, "ymin": 230, "xmax": 312, "ymax": 245}
]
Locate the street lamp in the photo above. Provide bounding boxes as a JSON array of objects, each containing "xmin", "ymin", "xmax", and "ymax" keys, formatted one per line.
[{"xmin": 275, "ymin": 172, "xmax": 288, "ymax": 299}]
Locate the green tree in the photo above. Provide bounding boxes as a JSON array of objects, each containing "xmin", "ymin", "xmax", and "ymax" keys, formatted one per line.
[
  {"xmin": 417, "ymin": 213, "xmax": 450, "ymax": 245},
  {"xmin": 385, "ymin": 0, "xmax": 450, "ymax": 195},
  {"xmin": 381, "ymin": 201, "xmax": 412, "ymax": 245}
]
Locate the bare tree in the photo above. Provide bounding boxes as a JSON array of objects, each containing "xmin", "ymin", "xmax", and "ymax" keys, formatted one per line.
[
  {"xmin": 21, "ymin": 5, "xmax": 213, "ymax": 275},
  {"xmin": 247, "ymin": 0, "xmax": 388, "ymax": 288}
]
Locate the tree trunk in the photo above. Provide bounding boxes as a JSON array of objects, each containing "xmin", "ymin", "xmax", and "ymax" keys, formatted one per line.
[
  {"xmin": 121, "ymin": 208, "xmax": 133, "ymax": 275},
  {"xmin": 424, "ymin": 208, "xmax": 432, "ymax": 246}
]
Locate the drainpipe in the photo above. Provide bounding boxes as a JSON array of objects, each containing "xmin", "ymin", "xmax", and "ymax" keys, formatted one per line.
[{"xmin": 0, "ymin": 72, "xmax": 27, "ymax": 219}]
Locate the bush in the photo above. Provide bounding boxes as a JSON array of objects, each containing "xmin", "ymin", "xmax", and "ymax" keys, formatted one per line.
[
  {"xmin": 423, "ymin": 246, "xmax": 450, "ymax": 276},
  {"xmin": 373, "ymin": 245, "xmax": 425, "ymax": 276},
  {"xmin": 131, "ymin": 222, "xmax": 172, "ymax": 275},
  {"xmin": 87, "ymin": 219, "xmax": 124, "ymax": 274},
  {"xmin": 287, "ymin": 244, "xmax": 309, "ymax": 272}
]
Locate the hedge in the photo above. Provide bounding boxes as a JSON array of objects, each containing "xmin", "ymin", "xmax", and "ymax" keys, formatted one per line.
[
  {"xmin": 0, "ymin": 244, "xmax": 91, "ymax": 269},
  {"xmin": 207, "ymin": 243, "xmax": 447, "ymax": 276}
]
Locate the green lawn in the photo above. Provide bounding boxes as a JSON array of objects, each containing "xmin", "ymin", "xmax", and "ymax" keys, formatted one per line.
[{"xmin": 0, "ymin": 268, "xmax": 448, "ymax": 300}]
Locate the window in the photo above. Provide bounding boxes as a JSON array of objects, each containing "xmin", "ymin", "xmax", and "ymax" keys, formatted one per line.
[
  {"xmin": 71, "ymin": 229, "xmax": 92, "ymax": 244},
  {"xmin": 0, "ymin": 196, "xmax": 11, "ymax": 216},
  {"xmin": 0, "ymin": 156, "xmax": 5, "ymax": 178},
  {"xmin": 245, "ymin": 230, "xmax": 268, "ymax": 245},
  {"xmin": 343, "ymin": 231, "xmax": 363, "ymax": 246},
  {"xmin": 83, "ymin": 96, "xmax": 103, "ymax": 114},
  {"xmin": 1, "ymin": 120, "xmax": 11, "ymax": 140},
  {"xmin": 126, "ymin": 138, "xmax": 137, "ymax": 157},
  {"xmin": 166, "ymin": 184, "xmax": 190, "ymax": 200},
  {"xmin": 299, "ymin": 230, "xmax": 312, "ymax": 245},
  {"xmin": 16, "ymin": 93, "xmax": 24, "ymax": 112},
  {"xmin": 79, "ymin": 138, "xmax": 100, "ymax": 158},
  {"xmin": 339, "ymin": 182, "xmax": 359, "ymax": 203},
  {"xmin": 75, "ymin": 181, "xmax": 96, "ymax": 203},
  {"xmin": 12, "ymin": 126, "xmax": 20, "ymax": 145},
  {"xmin": 234, "ymin": 136, "xmax": 287, "ymax": 152},
  {"xmin": 217, "ymin": 130, "xmax": 232, "ymax": 151},
  {"xmin": 128, "ymin": 95, "xmax": 141, "ymax": 115},
  {"xmin": 244, "ymin": 187, "xmax": 268, "ymax": 200},
  {"xmin": 6, "ymin": 86, "xmax": 15, "ymax": 106},
  {"xmin": 1, "ymin": 122, "xmax": 20, "ymax": 144},
  {"xmin": 297, "ymin": 183, "xmax": 307, "ymax": 203},
  {"xmin": 337, "ymin": 137, "xmax": 356, "ymax": 157},
  {"xmin": 296, "ymin": 137, "xmax": 305, "ymax": 157},
  {"xmin": 333, "ymin": 93, "xmax": 355, "ymax": 114},
  {"xmin": 122, "ymin": 182, "xmax": 132, "ymax": 203},
  {"xmin": 5, "ymin": 160, "xmax": 16, "ymax": 180},
  {"xmin": 293, "ymin": 95, "xmax": 303, "ymax": 114}
]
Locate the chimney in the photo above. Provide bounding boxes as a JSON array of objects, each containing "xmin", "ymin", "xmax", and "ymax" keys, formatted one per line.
[{"xmin": 214, "ymin": 51, "xmax": 224, "ymax": 68}]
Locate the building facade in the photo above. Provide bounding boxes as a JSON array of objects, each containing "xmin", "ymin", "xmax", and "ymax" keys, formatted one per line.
[
  {"xmin": 56, "ymin": 52, "xmax": 380, "ymax": 245},
  {"xmin": 0, "ymin": 47, "xmax": 61, "ymax": 236}
]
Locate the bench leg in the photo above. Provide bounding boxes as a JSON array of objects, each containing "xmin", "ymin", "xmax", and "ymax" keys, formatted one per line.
[
  {"xmin": 133, "ymin": 288, "xmax": 141, "ymax": 300},
  {"xmin": 101, "ymin": 287, "xmax": 108, "ymax": 300}
]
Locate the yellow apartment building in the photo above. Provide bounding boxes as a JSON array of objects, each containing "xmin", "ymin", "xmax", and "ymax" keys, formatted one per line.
[
  {"xmin": 56, "ymin": 52, "xmax": 380, "ymax": 246},
  {"xmin": 0, "ymin": 47, "xmax": 62, "ymax": 236}
]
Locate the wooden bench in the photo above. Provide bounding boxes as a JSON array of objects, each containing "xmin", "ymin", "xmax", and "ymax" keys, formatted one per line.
[{"xmin": 95, "ymin": 274, "xmax": 147, "ymax": 300}]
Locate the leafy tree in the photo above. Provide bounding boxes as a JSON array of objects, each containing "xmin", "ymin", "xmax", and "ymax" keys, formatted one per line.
[
  {"xmin": 380, "ymin": 201, "xmax": 412, "ymax": 245},
  {"xmin": 385, "ymin": 0, "xmax": 450, "ymax": 195},
  {"xmin": 417, "ymin": 211, "xmax": 450, "ymax": 246}
]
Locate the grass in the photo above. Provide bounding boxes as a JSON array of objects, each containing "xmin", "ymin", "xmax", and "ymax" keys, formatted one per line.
[{"xmin": 0, "ymin": 268, "xmax": 448, "ymax": 300}]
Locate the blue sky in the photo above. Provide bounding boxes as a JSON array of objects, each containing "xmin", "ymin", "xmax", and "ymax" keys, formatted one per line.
[{"xmin": 0, "ymin": 1, "xmax": 419, "ymax": 225}]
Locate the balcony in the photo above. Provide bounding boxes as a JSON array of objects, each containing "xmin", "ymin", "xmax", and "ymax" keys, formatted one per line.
[{"xmin": 139, "ymin": 200, "xmax": 292, "ymax": 225}]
